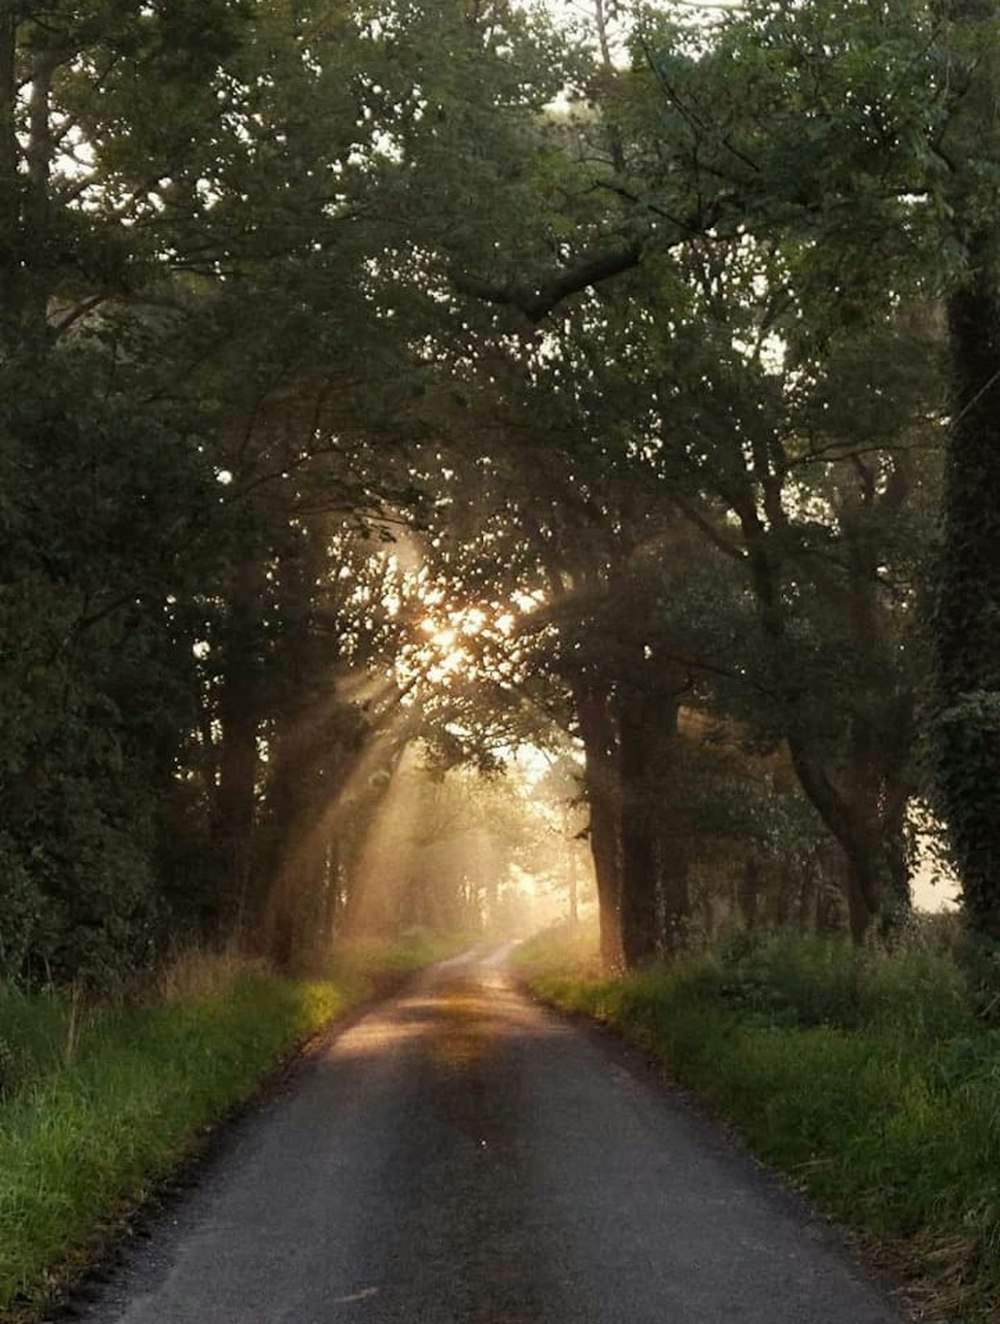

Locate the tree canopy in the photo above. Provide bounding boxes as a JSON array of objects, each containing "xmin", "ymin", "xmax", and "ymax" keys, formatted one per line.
[{"xmin": 1, "ymin": 0, "xmax": 995, "ymax": 984}]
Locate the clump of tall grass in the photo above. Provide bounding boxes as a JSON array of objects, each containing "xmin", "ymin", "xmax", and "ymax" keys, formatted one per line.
[
  {"xmin": 0, "ymin": 983, "xmax": 85, "ymax": 1101},
  {"xmin": 703, "ymin": 928, "xmax": 974, "ymax": 1038},
  {"xmin": 157, "ymin": 947, "xmax": 268, "ymax": 1003}
]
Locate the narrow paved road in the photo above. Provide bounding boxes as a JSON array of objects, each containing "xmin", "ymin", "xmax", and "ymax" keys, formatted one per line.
[{"xmin": 78, "ymin": 949, "xmax": 906, "ymax": 1324}]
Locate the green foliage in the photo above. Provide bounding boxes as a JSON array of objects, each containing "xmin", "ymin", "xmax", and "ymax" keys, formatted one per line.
[
  {"xmin": 0, "ymin": 843, "xmax": 42, "ymax": 986},
  {"xmin": 0, "ymin": 0, "xmax": 993, "ymax": 983},
  {"xmin": 707, "ymin": 928, "xmax": 972, "ymax": 1037},
  {"xmin": 0, "ymin": 347, "xmax": 225, "ymax": 986},
  {"xmin": 0, "ymin": 984, "xmax": 93, "ymax": 1105},
  {"xmin": 1, "ymin": 0, "xmax": 562, "ymax": 982},
  {"xmin": 528, "ymin": 928, "xmax": 1000, "ymax": 1321}
]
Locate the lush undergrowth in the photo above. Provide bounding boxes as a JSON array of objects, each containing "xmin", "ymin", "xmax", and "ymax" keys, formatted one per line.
[
  {"xmin": 519, "ymin": 923, "xmax": 1000, "ymax": 1323},
  {"xmin": 0, "ymin": 929, "xmax": 466, "ymax": 1321}
]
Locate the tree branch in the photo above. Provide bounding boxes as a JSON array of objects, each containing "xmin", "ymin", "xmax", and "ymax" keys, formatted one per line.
[
  {"xmin": 450, "ymin": 242, "xmax": 643, "ymax": 323},
  {"xmin": 671, "ymin": 494, "xmax": 746, "ymax": 560}
]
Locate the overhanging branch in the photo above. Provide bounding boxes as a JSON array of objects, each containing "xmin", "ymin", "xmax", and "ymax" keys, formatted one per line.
[{"xmin": 450, "ymin": 242, "xmax": 643, "ymax": 323}]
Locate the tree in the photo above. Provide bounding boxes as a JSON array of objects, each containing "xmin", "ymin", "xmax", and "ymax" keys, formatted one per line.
[
  {"xmin": 929, "ymin": 0, "xmax": 1000, "ymax": 942},
  {"xmin": 0, "ymin": 0, "xmax": 583, "ymax": 981},
  {"xmin": 433, "ymin": 0, "xmax": 947, "ymax": 943}
]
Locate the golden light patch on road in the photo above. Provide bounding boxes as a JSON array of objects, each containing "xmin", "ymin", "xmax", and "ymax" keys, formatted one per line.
[
  {"xmin": 427, "ymin": 986, "xmax": 497, "ymax": 1068},
  {"xmin": 329, "ymin": 997, "xmax": 438, "ymax": 1061}
]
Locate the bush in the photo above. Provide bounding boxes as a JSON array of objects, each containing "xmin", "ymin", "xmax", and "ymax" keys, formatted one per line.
[{"xmin": 708, "ymin": 929, "xmax": 973, "ymax": 1037}]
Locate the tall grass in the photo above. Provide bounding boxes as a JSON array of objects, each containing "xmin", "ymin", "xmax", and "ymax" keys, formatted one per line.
[
  {"xmin": 523, "ymin": 925, "xmax": 1000, "ymax": 1323},
  {"xmin": 0, "ymin": 933, "xmax": 464, "ymax": 1321},
  {"xmin": 0, "ymin": 984, "xmax": 76, "ymax": 1101}
]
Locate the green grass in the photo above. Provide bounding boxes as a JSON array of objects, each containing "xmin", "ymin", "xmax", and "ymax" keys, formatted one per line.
[
  {"xmin": 0, "ymin": 984, "xmax": 77, "ymax": 1100},
  {"xmin": 335, "ymin": 926, "xmax": 477, "ymax": 977},
  {"xmin": 521, "ymin": 925, "xmax": 1000, "ymax": 1323},
  {"xmin": 0, "ymin": 932, "xmax": 463, "ymax": 1321}
]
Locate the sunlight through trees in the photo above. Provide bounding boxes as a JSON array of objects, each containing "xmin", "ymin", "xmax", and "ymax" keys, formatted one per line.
[{"xmin": 0, "ymin": 0, "xmax": 994, "ymax": 986}]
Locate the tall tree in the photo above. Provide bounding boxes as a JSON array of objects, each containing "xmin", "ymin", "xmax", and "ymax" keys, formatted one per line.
[{"xmin": 930, "ymin": 0, "xmax": 1000, "ymax": 941}]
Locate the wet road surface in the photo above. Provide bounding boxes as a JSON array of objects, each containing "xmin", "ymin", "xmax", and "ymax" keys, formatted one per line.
[{"xmin": 77, "ymin": 948, "xmax": 907, "ymax": 1323}]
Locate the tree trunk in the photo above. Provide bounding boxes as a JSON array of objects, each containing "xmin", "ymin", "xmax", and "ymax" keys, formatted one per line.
[
  {"xmin": 618, "ymin": 688, "xmax": 672, "ymax": 967},
  {"xmin": 567, "ymin": 844, "xmax": 579, "ymax": 924},
  {"xmin": 619, "ymin": 801, "xmax": 657, "ymax": 965},
  {"xmin": 797, "ymin": 867, "xmax": 819, "ymax": 934},
  {"xmin": 740, "ymin": 503, "xmax": 913, "ymax": 939},
  {"xmin": 656, "ymin": 778, "xmax": 690, "ymax": 953},
  {"xmin": 933, "ymin": 266, "xmax": 1000, "ymax": 941},
  {"xmin": 573, "ymin": 680, "xmax": 623, "ymax": 967},
  {"xmin": 785, "ymin": 729, "xmax": 905, "ymax": 941},
  {"xmin": 843, "ymin": 520, "xmax": 915, "ymax": 932},
  {"xmin": 214, "ymin": 562, "xmax": 263, "ymax": 935},
  {"xmin": 22, "ymin": 42, "xmax": 55, "ymax": 332},
  {"xmin": 843, "ymin": 857, "xmax": 875, "ymax": 945}
]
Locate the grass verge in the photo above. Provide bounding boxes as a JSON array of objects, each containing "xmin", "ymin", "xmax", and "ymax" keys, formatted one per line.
[
  {"xmin": 0, "ymin": 929, "xmax": 467, "ymax": 1321},
  {"xmin": 519, "ymin": 925, "xmax": 1000, "ymax": 1324}
]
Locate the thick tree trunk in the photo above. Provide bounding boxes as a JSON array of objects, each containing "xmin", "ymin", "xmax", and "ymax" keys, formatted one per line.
[
  {"xmin": 843, "ymin": 526, "xmax": 915, "ymax": 932},
  {"xmin": 843, "ymin": 858, "xmax": 875, "ymax": 945},
  {"xmin": 656, "ymin": 784, "xmax": 690, "ymax": 953},
  {"xmin": 797, "ymin": 868, "xmax": 819, "ymax": 934},
  {"xmin": 658, "ymin": 842, "xmax": 690, "ymax": 952},
  {"xmin": 22, "ymin": 43, "xmax": 55, "ymax": 332},
  {"xmin": 259, "ymin": 711, "xmax": 329, "ymax": 961},
  {"xmin": 619, "ymin": 799, "xmax": 657, "ymax": 966},
  {"xmin": 618, "ymin": 689, "xmax": 678, "ymax": 967},
  {"xmin": 215, "ymin": 693, "xmax": 258, "ymax": 933},
  {"xmin": 933, "ymin": 269, "xmax": 1000, "ymax": 941},
  {"xmin": 0, "ymin": 24, "xmax": 59, "ymax": 340},
  {"xmin": 573, "ymin": 681, "xmax": 623, "ymax": 968},
  {"xmin": 574, "ymin": 677, "xmax": 622, "ymax": 969}
]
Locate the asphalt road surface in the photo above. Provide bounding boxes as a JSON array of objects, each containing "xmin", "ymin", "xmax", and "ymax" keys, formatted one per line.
[{"xmin": 77, "ymin": 947, "xmax": 907, "ymax": 1324}]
